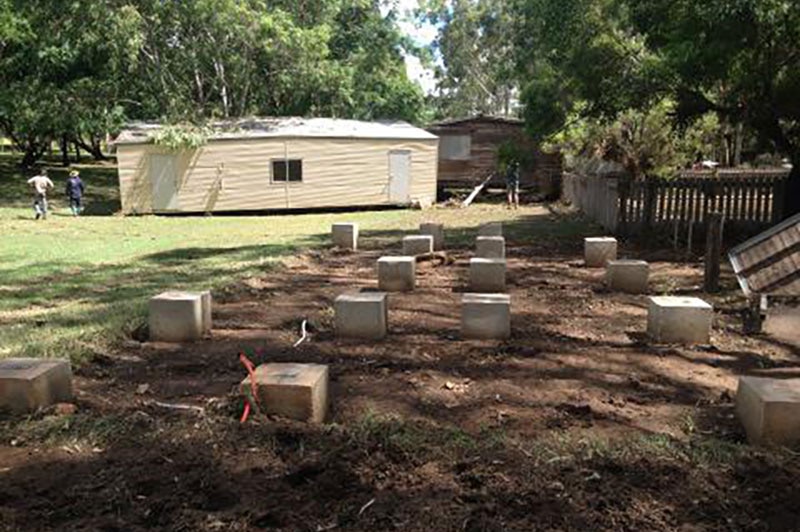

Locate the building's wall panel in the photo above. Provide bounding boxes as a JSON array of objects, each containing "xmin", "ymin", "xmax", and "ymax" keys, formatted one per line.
[
  {"xmin": 427, "ymin": 119, "xmax": 563, "ymax": 195},
  {"xmin": 116, "ymin": 137, "xmax": 438, "ymax": 214}
]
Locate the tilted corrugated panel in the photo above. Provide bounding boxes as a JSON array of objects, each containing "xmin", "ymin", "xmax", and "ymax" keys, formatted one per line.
[{"xmin": 729, "ymin": 212, "xmax": 800, "ymax": 296}]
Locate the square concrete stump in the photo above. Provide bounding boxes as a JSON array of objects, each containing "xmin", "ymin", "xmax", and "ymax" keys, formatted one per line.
[
  {"xmin": 647, "ymin": 296, "xmax": 713, "ymax": 344},
  {"xmin": 149, "ymin": 291, "xmax": 204, "ymax": 342},
  {"xmin": 403, "ymin": 235, "xmax": 434, "ymax": 256},
  {"xmin": 377, "ymin": 256, "xmax": 416, "ymax": 292},
  {"xmin": 419, "ymin": 223, "xmax": 445, "ymax": 250},
  {"xmin": 334, "ymin": 291, "xmax": 388, "ymax": 339},
  {"xmin": 585, "ymin": 237, "xmax": 618, "ymax": 267},
  {"xmin": 735, "ymin": 376, "xmax": 800, "ymax": 445},
  {"xmin": 476, "ymin": 236, "xmax": 506, "ymax": 259},
  {"xmin": 479, "ymin": 222, "xmax": 503, "ymax": 237},
  {"xmin": 241, "ymin": 363, "xmax": 329, "ymax": 423},
  {"xmin": 461, "ymin": 293, "xmax": 511, "ymax": 339},
  {"xmin": 764, "ymin": 303, "xmax": 800, "ymax": 348},
  {"xmin": 0, "ymin": 358, "xmax": 73, "ymax": 413},
  {"xmin": 606, "ymin": 260, "xmax": 649, "ymax": 294},
  {"xmin": 469, "ymin": 258, "xmax": 506, "ymax": 293},
  {"xmin": 332, "ymin": 223, "xmax": 359, "ymax": 250}
]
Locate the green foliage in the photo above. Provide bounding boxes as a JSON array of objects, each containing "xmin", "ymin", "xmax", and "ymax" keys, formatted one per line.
[
  {"xmin": 418, "ymin": 0, "xmax": 518, "ymax": 118},
  {"xmin": 509, "ymin": 0, "xmax": 800, "ymax": 205},
  {"xmin": 150, "ymin": 125, "xmax": 212, "ymax": 151},
  {"xmin": 554, "ymin": 102, "xmax": 730, "ymax": 178},
  {"xmin": 0, "ymin": 0, "xmax": 429, "ymax": 167}
]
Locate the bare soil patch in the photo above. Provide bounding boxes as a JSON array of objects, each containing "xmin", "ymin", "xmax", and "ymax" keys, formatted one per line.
[{"xmin": 2, "ymin": 208, "xmax": 800, "ymax": 531}]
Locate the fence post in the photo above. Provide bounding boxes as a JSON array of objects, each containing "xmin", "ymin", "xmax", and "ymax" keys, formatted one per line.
[
  {"xmin": 607, "ymin": 177, "xmax": 619, "ymax": 233},
  {"xmin": 772, "ymin": 177, "xmax": 786, "ymax": 223},
  {"xmin": 704, "ymin": 212, "xmax": 724, "ymax": 293},
  {"xmin": 642, "ymin": 177, "xmax": 657, "ymax": 235},
  {"xmin": 618, "ymin": 176, "xmax": 630, "ymax": 236}
]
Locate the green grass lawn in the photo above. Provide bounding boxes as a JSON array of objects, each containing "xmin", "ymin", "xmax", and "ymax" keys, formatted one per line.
[{"xmin": 0, "ymin": 154, "xmax": 586, "ymax": 363}]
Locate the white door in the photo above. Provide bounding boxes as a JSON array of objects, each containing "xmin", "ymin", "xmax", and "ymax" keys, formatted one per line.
[
  {"xmin": 388, "ymin": 150, "xmax": 412, "ymax": 203},
  {"xmin": 150, "ymin": 154, "xmax": 180, "ymax": 211}
]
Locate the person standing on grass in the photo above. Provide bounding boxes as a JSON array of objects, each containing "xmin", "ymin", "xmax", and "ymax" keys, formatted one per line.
[
  {"xmin": 505, "ymin": 157, "xmax": 520, "ymax": 209},
  {"xmin": 27, "ymin": 168, "xmax": 54, "ymax": 220},
  {"xmin": 65, "ymin": 169, "xmax": 85, "ymax": 216}
]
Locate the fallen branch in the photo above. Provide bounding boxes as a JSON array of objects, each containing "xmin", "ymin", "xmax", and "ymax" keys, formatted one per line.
[
  {"xmin": 293, "ymin": 319, "xmax": 309, "ymax": 347},
  {"xmin": 358, "ymin": 498, "xmax": 375, "ymax": 517},
  {"xmin": 151, "ymin": 401, "xmax": 205, "ymax": 415},
  {"xmin": 414, "ymin": 251, "xmax": 452, "ymax": 266},
  {"xmin": 462, "ymin": 172, "xmax": 495, "ymax": 208}
]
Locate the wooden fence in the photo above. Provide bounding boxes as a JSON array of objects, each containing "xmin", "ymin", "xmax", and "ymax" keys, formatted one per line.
[{"xmin": 563, "ymin": 169, "xmax": 789, "ymax": 238}]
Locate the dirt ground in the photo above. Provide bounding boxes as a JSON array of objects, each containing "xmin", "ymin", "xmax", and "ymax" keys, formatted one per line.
[{"xmin": 2, "ymin": 206, "xmax": 800, "ymax": 531}]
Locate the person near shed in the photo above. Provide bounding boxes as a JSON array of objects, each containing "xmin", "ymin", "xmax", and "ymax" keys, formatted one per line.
[
  {"xmin": 505, "ymin": 158, "xmax": 520, "ymax": 209},
  {"xmin": 27, "ymin": 168, "xmax": 54, "ymax": 220},
  {"xmin": 65, "ymin": 169, "xmax": 85, "ymax": 216}
]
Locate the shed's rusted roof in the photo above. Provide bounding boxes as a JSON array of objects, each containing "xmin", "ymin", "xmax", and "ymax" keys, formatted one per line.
[
  {"xmin": 428, "ymin": 114, "xmax": 524, "ymax": 129},
  {"xmin": 114, "ymin": 117, "xmax": 438, "ymax": 145}
]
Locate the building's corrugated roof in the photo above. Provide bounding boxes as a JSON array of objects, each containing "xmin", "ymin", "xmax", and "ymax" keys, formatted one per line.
[
  {"xmin": 729, "ymin": 212, "xmax": 800, "ymax": 297},
  {"xmin": 428, "ymin": 114, "xmax": 524, "ymax": 128},
  {"xmin": 114, "ymin": 117, "xmax": 438, "ymax": 145}
]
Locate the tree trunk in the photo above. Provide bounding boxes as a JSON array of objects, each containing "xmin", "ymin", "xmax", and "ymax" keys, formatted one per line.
[
  {"xmin": 20, "ymin": 142, "xmax": 45, "ymax": 168},
  {"xmin": 60, "ymin": 135, "xmax": 70, "ymax": 166},
  {"xmin": 781, "ymin": 158, "xmax": 800, "ymax": 220},
  {"xmin": 734, "ymin": 123, "xmax": 744, "ymax": 167},
  {"xmin": 75, "ymin": 135, "xmax": 106, "ymax": 161}
]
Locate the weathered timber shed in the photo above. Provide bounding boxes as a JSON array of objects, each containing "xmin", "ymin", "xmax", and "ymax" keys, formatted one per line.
[
  {"xmin": 114, "ymin": 117, "xmax": 439, "ymax": 214},
  {"xmin": 426, "ymin": 115, "xmax": 562, "ymax": 195}
]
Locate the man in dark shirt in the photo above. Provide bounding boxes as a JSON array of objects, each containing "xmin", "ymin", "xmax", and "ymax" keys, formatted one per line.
[
  {"xmin": 505, "ymin": 158, "xmax": 520, "ymax": 209},
  {"xmin": 65, "ymin": 170, "xmax": 85, "ymax": 216}
]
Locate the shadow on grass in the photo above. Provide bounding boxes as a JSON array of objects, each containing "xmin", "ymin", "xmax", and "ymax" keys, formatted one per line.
[{"xmin": 0, "ymin": 241, "xmax": 308, "ymax": 361}]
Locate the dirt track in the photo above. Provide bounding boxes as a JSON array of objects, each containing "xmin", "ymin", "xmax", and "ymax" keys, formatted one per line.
[{"xmin": 2, "ymin": 208, "xmax": 800, "ymax": 531}]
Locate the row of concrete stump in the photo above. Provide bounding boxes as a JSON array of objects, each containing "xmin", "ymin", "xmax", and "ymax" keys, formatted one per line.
[
  {"xmin": 0, "ymin": 222, "xmax": 798, "ymax": 447},
  {"xmin": 333, "ymin": 220, "xmax": 511, "ymax": 340}
]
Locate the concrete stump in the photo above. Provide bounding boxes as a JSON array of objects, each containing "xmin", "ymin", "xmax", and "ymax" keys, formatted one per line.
[
  {"xmin": 403, "ymin": 235, "xmax": 434, "ymax": 256},
  {"xmin": 332, "ymin": 223, "xmax": 359, "ymax": 250},
  {"xmin": 378, "ymin": 256, "xmax": 416, "ymax": 292},
  {"xmin": 461, "ymin": 293, "xmax": 511, "ymax": 339},
  {"xmin": 469, "ymin": 258, "xmax": 506, "ymax": 293},
  {"xmin": 242, "ymin": 363, "xmax": 329, "ymax": 423},
  {"xmin": 764, "ymin": 303, "xmax": 800, "ymax": 348},
  {"xmin": 479, "ymin": 222, "xmax": 503, "ymax": 237},
  {"xmin": 736, "ymin": 376, "xmax": 800, "ymax": 445},
  {"xmin": 419, "ymin": 223, "xmax": 445, "ymax": 250},
  {"xmin": 605, "ymin": 260, "xmax": 649, "ymax": 294},
  {"xmin": 585, "ymin": 237, "xmax": 618, "ymax": 267},
  {"xmin": 476, "ymin": 236, "xmax": 506, "ymax": 259},
  {"xmin": 647, "ymin": 296, "xmax": 713, "ymax": 344},
  {"xmin": 0, "ymin": 358, "xmax": 73, "ymax": 413},
  {"xmin": 149, "ymin": 291, "xmax": 204, "ymax": 342},
  {"xmin": 335, "ymin": 291, "xmax": 388, "ymax": 339}
]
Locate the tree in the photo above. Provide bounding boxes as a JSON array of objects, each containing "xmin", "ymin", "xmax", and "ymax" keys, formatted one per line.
[
  {"xmin": 418, "ymin": 0, "xmax": 518, "ymax": 118},
  {"xmin": 0, "ymin": 0, "xmax": 141, "ymax": 165},
  {"xmin": 514, "ymin": 0, "xmax": 800, "ymax": 218},
  {"xmin": 330, "ymin": 1, "xmax": 425, "ymax": 122},
  {"xmin": 0, "ymin": 0, "xmax": 428, "ymax": 168}
]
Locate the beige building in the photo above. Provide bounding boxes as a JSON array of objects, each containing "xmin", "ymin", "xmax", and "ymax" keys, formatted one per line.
[{"xmin": 114, "ymin": 118, "xmax": 439, "ymax": 214}]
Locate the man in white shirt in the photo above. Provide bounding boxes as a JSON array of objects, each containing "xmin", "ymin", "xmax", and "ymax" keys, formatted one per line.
[{"xmin": 27, "ymin": 169, "xmax": 54, "ymax": 220}]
